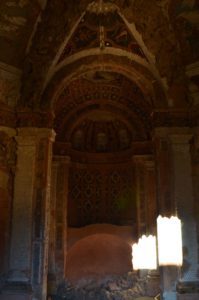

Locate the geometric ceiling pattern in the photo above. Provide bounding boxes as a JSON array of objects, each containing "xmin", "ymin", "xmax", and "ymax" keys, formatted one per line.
[{"xmin": 54, "ymin": 71, "xmax": 152, "ymax": 145}]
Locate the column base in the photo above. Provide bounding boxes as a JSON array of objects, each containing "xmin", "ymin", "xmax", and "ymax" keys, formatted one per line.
[
  {"xmin": 0, "ymin": 295, "xmax": 31, "ymax": 300},
  {"xmin": 177, "ymin": 281, "xmax": 199, "ymax": 300},
  {"xmin": 177, "ymin": 294, "xmax": 199, "ymax": 300},
  {"xmin": 163, "ymin": 291, "xmax": 177, "ymax": 300},
  {"xmin": 146, "ymin": 270, "xmax": 160, "ymax": 297},
  {"xmin": 0, "ymin": 282, "xmax": 32, "ymax": 300}
]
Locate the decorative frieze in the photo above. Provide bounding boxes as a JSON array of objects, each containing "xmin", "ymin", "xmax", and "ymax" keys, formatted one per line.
[{"xmin": 0, "ymin": 62, "xmax": 21, "ymax": 108}]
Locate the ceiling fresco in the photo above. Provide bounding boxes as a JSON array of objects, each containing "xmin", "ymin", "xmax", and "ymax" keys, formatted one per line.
[
  {"xmin": 56, "ymin": 71, "xmax": 144, "ymax": 100},
  {"xmin": 57, "ymin": 9, "xmax": 146, "ymax": 65},
  {"xmin": 170, "ymin": 0, "xmax": 199, "ymax": 64},
  {"xmin": 0, "ymin": 0, "xmax": 40, "ymax": 67},
  {"xmin": 0, "ymin": 0, "xmax": 198, "ymax": 129},
  {"xmin": 54, "ymin": 71, "xmax": 151, "ymax": 119},
  {"xmin": 53, "ymin": 71, "xmax": 151, "ymax": 144}
]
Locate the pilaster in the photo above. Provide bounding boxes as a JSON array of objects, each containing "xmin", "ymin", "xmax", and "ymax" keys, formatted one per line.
[
  {"xmin": 133, "ymin": 155, "xmax": 160, "ymax": 297},
  {"xmin": 193, "ymin": 129, "xmax": 199, "ymax": 287},
  {"xmin": 31, "ymin": 128, "xmax": 55, "ymax": 300},
  {"xmin": 168, "ymin": 134, "xmax": 198, "ymax": 283},
  {"xmin": 153, "ymin": 127, "xmax": 199, "ymax": 300},
  {"xmin": 2, "ymin": 128, "xmax": 55, "ymax": 300},
  {"xmin": 0, "ymin": 126, "xmax": 16, "ymax": 282},
  {"xmin": 133, "ymin": 155, "xmax": 157, "ymax": 236},
  {"xmin": 48, "ymin": 155, "xmax": 71, "ymax": 294},
  {"xmin": 153, "ymin": 128, "xmax": 174, "ymax": 216}
]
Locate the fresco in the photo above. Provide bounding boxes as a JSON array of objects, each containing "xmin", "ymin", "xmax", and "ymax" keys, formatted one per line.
[
  {"xmin": 58, "ymin": 10, "xmax": 146, "ymax": 64},
  {"xmin": 0, "ymin": 0, "xmax": 40, "ymax": 66},
  {"xmin": 0, "ymin": 77, "xmax": 20, "ymax": 107},
  {"xmin": 172, "ymin": 0, "xmax": 199, "ymax": 63},
  {"xmin": 0, "ymin": 1, "xmax": 28, "ymax": 39}
]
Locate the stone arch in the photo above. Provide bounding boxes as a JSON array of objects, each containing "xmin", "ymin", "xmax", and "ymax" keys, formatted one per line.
[
  {"xmin": 20, "ymin": 0, "xmax": 187, "ymax": 111},
  {"xmin": 41, "ymin": 54, "xmax": 167, "ymax": 112}
]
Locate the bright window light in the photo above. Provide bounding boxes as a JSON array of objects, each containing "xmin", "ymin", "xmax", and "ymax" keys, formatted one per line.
[
  {"xmin": 132, "ymin": 235, "xmax": 157, "ymax": 270},
  {"xmin": 157, "ymin": 215, "xmax": 183, "ymax": 266}
]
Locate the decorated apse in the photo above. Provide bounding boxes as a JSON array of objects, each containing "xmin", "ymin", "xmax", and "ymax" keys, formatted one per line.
[
  {"xmin": 53, "ymin": 71, "xmax": 149, "ymax": 228},
  {"xmin": 48, "ymin": 3, "xmax": 158, "ymax": 230}
]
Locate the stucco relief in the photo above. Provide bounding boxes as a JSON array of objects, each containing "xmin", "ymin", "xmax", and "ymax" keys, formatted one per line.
[
  {"xmin": 6, "ymin": 0, "xmax": 29, "ymax": 8},
  {"xmin": 0, "ymin": 131, "xmax": 16, "ymax": 171},
  {"xmin": 0, "ymin": 15, "xmax": 26, "ymax": 36},
  {"xmin": 170, "ymin": 0, "xmax": 199, "ymax": 64},
  {"xmin": 0, "ymin": 62, "xmax": 21, "ymax": 109},
  {"xmin": 0, "ymin": 78, "xmax": 20, "ymax": 107},
  {"xmin": 21, "ymin": 0, "xmax": 91, "ymax": 107},
  {"xmin": 0, "ymin": 0, "xmax": 40, "ymax": 67},
  {"xmin": 57, "ymin": 9, "xmax": 146, "ymax": 65},
  {"xmin": 71, "ymin": 118, "xmax": 132, "ymax": 152},
  {"xmin": 0, "ymin": 0, "xmax": 29, "ymax": 39},
  {"xmin": 20, "ymin": 0, "xmax": 182, "ymax": 109}
]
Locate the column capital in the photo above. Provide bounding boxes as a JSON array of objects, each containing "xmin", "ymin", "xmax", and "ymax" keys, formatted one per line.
[
  {"xmin": 193, "ymin": 127, "xmax": 199, "ymax": 149},
  {"xmin": 0, "ymin": 126, "xmax": 16, "ymax": 137},
  {"xmin": 133, "ymin": 154, "xmax": 154, "ymax": 164},
  {"xmin": 152, "ymin": 127, "xmax": 192, "ymax": 139},
  {"xmin": 194, "ymin": 136, "xmax": 199, "ymax": 150},
  {"xmin": 168, "ymin": 134, "xmax": 193, "ymax": 145},
  {"xmin": 17, "ymin": 127, "xmax": 56, "ymax": 142},
  {"xmin": 15, "ymin": 135, "xmax": 38, "ymax": 146},
  {"xmin": 144, "ymin": 160, "xmax": 155, "ymax": 170},
  {"xmin": 53, "ymin": 155, "xmax": 71, "ymax": 165}
]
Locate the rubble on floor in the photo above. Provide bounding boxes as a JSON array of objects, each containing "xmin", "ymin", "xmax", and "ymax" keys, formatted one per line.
[{"xmin": 52, "ymin": 271, "xmax": 159, "ymax": 300}]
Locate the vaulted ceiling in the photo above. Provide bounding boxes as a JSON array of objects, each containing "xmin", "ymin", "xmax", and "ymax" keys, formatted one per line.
[{"xmin": 0, "ymin": 0, "xmax": 198, "ymax": 141}]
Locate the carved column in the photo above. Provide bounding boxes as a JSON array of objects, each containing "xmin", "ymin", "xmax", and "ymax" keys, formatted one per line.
[
  {"xmin": 31, "ymin": 129, "xmax": 55, "ymax": 300},
  {"xmin": 153, "ymin": 128, "xmax": 179, "ymax": 300},
  {"xmin": 47, "ymin": 161, "xmax": 58, "ymax": 296},
  {"xmin": 0, "ymin": 127, "xmax": 16, "ymax": 278},
  {"xmin": 154, "ymin": 128, "xmax": 199, "ymax": 300},
  {"xmin": 133, "ymin": 155, "xmax": 160, "ymax": 297},
  {"xmin": 3, "ymin": 128, "xmax": 55, "ymax": 300},
  {"xmin": 50, "ymin": 156, "xmax": 71, "ymax": 286},
  {"xmin": 133, "ymin": 155, "xmax": 157, "ymax": 236},
  {"xmin": 143, "ymin": 158, "xmax": 157, "ymax": 235},
  {"xmin": 169, "ymin": 135, "xmax": 198, "ymax": 281},
  {"xmin": 153, "ymin": 132, "xmax": 173, "ymax": 216},
  {"xmin": 192, "ymin": 130, "xmax": 199, "ymax": 287},
  {"xmin": 134, "ymin": 156, "xmax": 146, "ymax": 237}
]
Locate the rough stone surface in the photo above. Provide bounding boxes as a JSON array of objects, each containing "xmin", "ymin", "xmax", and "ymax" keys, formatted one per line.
[
  {"xmin": 54, "ymin": 272, "xmax": 157, "ymax": 300},
  {"xmin": 177, "ymin": 294, "xmax": 199, "ymax": 300},
  {"xmin": 0, "ymin": 296, "xmax": 31, "ymax": 300}
]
